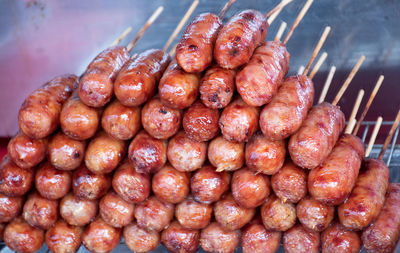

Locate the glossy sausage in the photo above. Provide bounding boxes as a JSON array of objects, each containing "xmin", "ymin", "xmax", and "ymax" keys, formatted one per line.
[
  {"xmin": 4, "ymin": 217, "xmax": 44, "ymax": 253},
  {"xmin": 175, "ymin": 196, "xmax": 212, "ymax": 229},
  {"xmin": 283, "ymin": 223, "xmax": 320, "ymax": 253},
  {"xmin": 0, "ymin": 193, "xmax": 23, "ymax": 223},
  {"xmin": 321, "ymin": 222, "xmax": 361, "ymax": 253},
  {"xmin": 45, "ymin": 220, "xmax": 83, "ymax": 253},
  {"xmin": 208, "ymin": 136, "xmax": 244, "ymax": 172},
  {"xmin": 0, "ymin": 155, "xmax": 34, "ymax": 197},
  {"xmin": 35, "ymin": 162, "xmax": 72, "ymax": 200},
  {"xmin": 261, "ymin": 194, "xmax": 296, "ymax": 231},
  {"xmin": 297, "ymin": 196, "xmax": 334, "ymax": 232},
  {"xmin": 241, "ymin": 217, "xmax": 281, "ymax": 253},
  {"xmin": 99, "ymin": 190, "xmax": 134, "ymax": 228},
  {"xmin": 60, "ymin": 193, "xmax": 98, "ymax": 227},
  {"xmin": 123, "ymin": 223, "xmax": 160, "ymax": 253},
  {"xmin": 134, "ymin": 196, "xmax": 174, "ymax": 232},
  {"xmin": 22, "ymin": 191, "xmax": 58, "ymax": 230},
  {"xmin": 161, "ymin": 221, "xmax": 200, "ymax": 253},
  {"xmin": 72, "ymin": 164, "xmax": 111, "ymax": 200},
  {"xmin": 200, "ymin": 222, "xmax": 240, "ymax": 253}
]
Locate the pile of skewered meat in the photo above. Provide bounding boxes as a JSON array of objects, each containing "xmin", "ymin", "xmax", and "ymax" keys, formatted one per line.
[{"xmin": 1, "ymin": 0, "xmax": 400, "ymax": 252}]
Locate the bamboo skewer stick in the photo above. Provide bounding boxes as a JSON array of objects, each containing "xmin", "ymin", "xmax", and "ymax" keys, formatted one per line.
[
  {"xmin": 345, "ymin": 89, "xmax": 364, "ymax": 134},
  {"xmin": 267, "ymin": 0, "xmax": 293, "ymax": 25},
  {"xmin": 378, "ymin": 109, "xmax": 400, "ymax": 160},
  {"xmin": 303, "ymin": 26, "xmax": 331, "ymax": 76},
  {"xmin": 365, "ymin": 117, "xmax": 383, "ymax": 158},
  {"xmin": 283, "ymin": 0, "xmax": 314, "ymax": 44},
  {"xmin": 297, "ymin": 65, "xmax": 305, "ymax": 75},
  {"xmin": 309, "ymin": 51, "xmax": 327, "ymax": 79},
  {"xmin": 274, "ymin": 21, "xmax": 287, "ymax": 42},
  {"xmin": 219, "ymin": 0, "xmax": 236, "ymax": 19},
  {"xmin": 110, "ymin": 27, "xmax": 133, "ymax": 47},
  {"xmin": 318, "ymin": 66, "xmax": 336, "ymax": 103}
]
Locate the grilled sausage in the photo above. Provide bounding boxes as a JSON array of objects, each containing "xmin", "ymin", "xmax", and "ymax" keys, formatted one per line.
[
  {"xmin": 283, "ymin": 223, "xmax": 320, "ymax": 253},
  {"xmin": 362, "ymin": 183, "xmax": 400, "ymax": 253},
  {"xmin": 261, "ymin": 194, "xmax": 296, "ymax": 231},
  {"xmin": 35, "ymin": 162, "xmax": 72, "ymax": 200},
  {"xmin": 19, "ymin": 74, "xmax": 77, "ymax": 138},
  {"xmin": 159, "ymin": 60, "xmax": 200, "ymax": 109},
  {"xmin": 48, "ymin": 132, "xmax": 86, "ymax": 171},
  {"xmin": 271, "ymin": 160, "xmax": 307, "ymax": 203},
  {"xmin": 208, "ymin": 136, "xmax": 244, "ymax": 172},
  {"xmin": 60, "ymin": 193, "xmax": 98, "ymax": 227},
  {"xmin": 128, "ymin": 130, "xmax": 167, "ymax": 174},
  {"xmin": 231, "ymin": 167, "xmax": 270, "ymax": 208},
  {"xmin": 200, "ymin": 222, "xmax": 240, "ymax": 253},
  {"xmin": 114, "ymin": 49, "xmax": 170, "ymax": 106},
  {"xmin": 141, "ymin": 97, "xmax": 182, "ymax": 139},
  {"xmin": 214, "ymin": 9, "xmax": 268, "ymax": 69},
  {"xmin": 0, "ymin": 155, "xmax": 34, "ymax": 197},
  {"xmin": 308, "ymin": 134, "xmax": 365, "ymax": 205},
  {"xmin": 321, "ymin": 222, "xmax": 361, "ymax": 253},
  {"xmin": 72, "ymin": 164, "xmax": 111, "ymax": 200},
  {"xmin": 0, "ymin": 193, "xmax": 23, "ymax": 223},
  {"xmin": 60, "ymin": 90, "xmax": 102, "ymax": 140},
  {"xmin": 22, "ymin": 191, "xmax": 58, "ymax": 230},
  {"xmin": 79, "ymin": 46, "xmax": 130, "ymax": 107},
  {"xmin": 134, "ymin": 196, "xmax": 174, "ymax": 232},
  {"xmin": 245, "ymin": 132, "xmax": 286, "ymax": 175},
  {"xmin": 338, "ymin": 158, "xmax": 390, "ymax": 230},
  {"xmin": 289, "ymin": 102, "xmax": 346, "ymax": 169},
  {"xmin": 176, "ymin": 13, "xmax": 222, "ymax": 73},
  {"xmin": 161, "ymin": 220, "xmax": 200, "ymax": 253},
  {"xmin": 260, "ymin": 75, "xmax": 314, "ymax": 140},
  {"xmin": 101, "ymin": 100, "xmax": 141, "ymax": 140},
  {"xmin": 99, "ymin": 190, "xmax": 134, "ymax": 228},
  {"xmin": 152, "ymin": 164, "xmax": 190, "ymax": 204},
  {"xmin": 112, "ymin": 161, "xmax": 151, "ymax": 204},
  {"xmin": 297, "ymin": 196, "xmax": 334, "ymax": 232},
  {"xmin": 241, "ymin": 218, "xmax": 281, "ymax": 253},
  {"xmin": 124, "ymin": 223, "xmax": 160, "ymax": 253},
  {"xmin": 167, "ymin": 131, "xmax": 207, "ymax": 172},
  {"xmin": 219, "ymin": 97, "xmax": 259, "ymax": 142},
  {"xmin": 45, "ymin": 220, "xmax": 83, "ymax": 253},
  {"xmin": 82, "ymin": 216, "xmax": 122, "ymax": 253},
  {"xmin": 175, "ymin": 196, "xmax": 212, "ymax": 229},
  {"xmin": 200, "ymin": 65, "xmax": 236, "ymax": 109},
  {"xmin": 183, "ymin": 100, "xmax": 220, "ymax": 142},
  {"xmin": 4, "ymin": 217, "xmax": 44, "ymax": 253},
  {"xmin": 7, "ymin": 132, "xmax": 47, "ymax": 169},
  {"xmin": 236, "ymin": 41, "xmax": 290, "ymax": 106}
]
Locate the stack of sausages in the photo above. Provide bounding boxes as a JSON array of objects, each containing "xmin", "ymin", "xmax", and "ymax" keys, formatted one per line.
[{"xmin": 1, "ymin": 5, "xmax": 400, "ymax": 253}]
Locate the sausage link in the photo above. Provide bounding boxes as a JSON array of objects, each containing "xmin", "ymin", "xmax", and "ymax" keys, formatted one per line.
[
  {"xmin": 22, "ymin": 191, "xmax": 58, "ymax": 230},
  {"xmin": 200, "ymin": 222, "xmax": 240, "ymax": 253},
  {"xmin": 19, "ymin": 74, "xmax": 77, "ymax": 138},
  {"xmin": 338, "ymin": 158, "xmax": 389, "ymax": 230},
  {"xmin": 283, "ymin": 224, "xmax": 320, "ymax": 253},
  {"xmin": 175, "ymin": 196, "xmax": 212, "ymax": 229},
  {"xmin": 0, "ymin": 155, "xmax": 34, "ymax": 197},
  {"xmin": 261, "ymin": 194, "xmax": 296, "ymax": 232},
  {"xmin": 60, "ymin": 193, "xmax": 98, "ymax": 227},
  {"xmin": 161, "ymin": 220, "xmax": 200, "ymax": 253},
  {"xmin": 35, "ymin": 162, "xmax": 72, "ymax": 200},
  {"xmin": 99, "ymin": 190, "xmax": 134, "ymax": 228},
  {"xmin": 208, "ymin": 136, "xmax": 244, "ymax": 172},
  {"xmin": 114, "ymin": 49, "xmax": 170, "ymax": 106},
  {"xmin": 45, "ymin": 220, "xmax": 83, "ymax": 253},
  {"xmin": 124, "ymin": 223, "xmax": 160, "ymax": 253},
  {"xmin": 0, "ymin": 193, "xmax": 23, "ymax": 223},
  {"xmin": 260, "ymin": 75, "xmax": 314, "ymax": 140},
  {"xmin": 308, "ymin": 134, "xmax": 364, "ymax": 205},
  {"xmin": 321, "ymin": 222, "xmax": 361, "ymax": 253},
  {"xmin": 79, "ymin": 46, "xmax": 130, "ymax": 107},
  {"xmin": 72, "ymin": 164, "xmax": 111, "ymax": 200},
  {"xmin": 176, "ymin": 13, "xmax": 222, "ymax": 73},
  {"xmin": 236, "ymin": 41, "xmax": 290, "ymax": 106},
  {"xmin": 214, "ymin": 10, "xmax": 268, "ymax": 69},
  {"xmin": 241, "ymin": 219, "xmax": 281, "ymax": 253},
  {"xmin": 297, "ymin": 196, "xmax": 334, "ymax": 232},
  {"xmin": 289, "ymin": 102, "xmax": 346, "ymax": 169},
  {"xmin": 4, "ymin": 217, "xmax": 44, "ymax": 253}
]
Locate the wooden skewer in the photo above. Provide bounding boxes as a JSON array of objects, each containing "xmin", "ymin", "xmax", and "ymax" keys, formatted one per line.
[
  {"xmin": 219, "ymin": 0, "xmax": 236, "ymax": 19},
  {"xmin": 353, "ymin": 75, "xmax": 385, "ymax": 135},
  {"xmin": 110, "ymin": 27, "xmax": 133, "ymax": 47},
  {"xmin": 297, "ymin": 65, "xmax": 305, "ymax": 75},
  {"xmin": 347, "ymin": 119, "xmax": 357, "ymax": 135},
  {"xmin": 309, "ymin": 51, "xmax": 327, "ymax": 79},
  {"xmin": 378, "ymin": 109, "xmax": 400, "ymax": 160},
  {"xmin": 332, "ymin": 55, "xmax": 365, "ymax": 106},
  {"xmin": 274, "ymin": 21, "xmax": 287, "ymax": 42},
  {"xmin": 345, "ymin": 89, "xmax": 364, "ymax": 134},
  {"xmin": 318, "ymin": 66, "xmax": 336, "ymax": 103},
  {"xmin": 303, "ymin": 26, "xmax": 331, "ymax": 76},
  {"xmin": 267, "ymin": 0, "xmax": 293, "ymax": 25},
  {"xmin": 365, "ymin": 116, "xmax": 383, "ymax": 157},
  {"xmin": 283, "ymin": 0, "xmax": 314, "ymax": 44}
]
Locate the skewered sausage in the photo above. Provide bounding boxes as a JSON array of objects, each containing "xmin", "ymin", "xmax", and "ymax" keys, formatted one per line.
[
  {"xmin": 152, "ymin": 164, "xmax": 190, "ymax": 204},
  {"xmin": 112, "ymin": 161, "xmax": 151, "ymax": 204},
  {"xmin": 214, "ymin": 9, "xmax": 268, "ymax": 69},
  {"xmin": 261, "ymin": 194, "xmax": 296, "ymax": 231},
  {"xmin": 7, "ymin": 132, "xmax": 47, "ymax": 169},
  {"xmin": 260, "ymin": 75, "xmax": 314, "ymax": 140},
  {"xmin": 283, "ymin": 223, "xmax": 320, "ymax": 253},
  {"xmin": 176, "ymin": 13, "xmax": 222, "ymax": 73},
  {"xmin": 45, "ymin": 220, "xmax": 83, "ymax": 253},
  {"xmin": 231, "ymin": 167, "xmax": 270, "ymax": 208},
  {"xmin": 0, "ymin": 193, "xmax": 23, "ymax": 223},
  {"xmin": 79, "ymin": 46, "xmax": 130, "ymax": 107},
  {"xmin": 72, "ymin": 164, "xmax": 111, "ymax": 200},
  {"xmin": 35, "ymin": 162, "xmax": 72, "ymax": 200},
  {"xmin": 338, "ymin": 158, "xmax": 389, "ymax": 230},
  {"xmin": 191, "ymin": 165, "xmax": 230, "ymax": 204},
  {"xmin": 236, "ymin": 41, "xmax": 290, "ymax": 106},
  {"xmin": 175, "ymin": 196, "xmax": 212, "ymax": 229},
  {"xmin": 219, "ymin": 97, "xmax": 259, "ymax": 142},
  {"xmin": 241, "ymin": 218, "xmax": 281, "ymax": 253},
  {"xmin": 128, "ymin": 130, "xmax": 167, "ymax": 174},
  {"xmin": 114, "ymin": 49, "xmax": 170, "ymax": 106},
  {"xmin": 22, "ymin": 191, "xmax": 58, "ymax": 230},
  {"xmin": 123, "ymin": 223, "xmax": 160, "ymax": 253},
  {"xmin": 297, "ymin": 196, "xmax": 334, "ymax": 232},
  {"xmin": 161, "ymin": 221, "xmax": 200, "ymax": 253},
  {"xmin": 19, "ymin": 74, "xmax": 77, "ymax": 139},
  {"xmin": 271, "ymin": 160, "xmax": 307, "ymax": 203},
  {"xmin": 321, "ymin": 222, "xmax": 361, "ymax": 253},
  {"xmin": 167, "ymin": 130, "xmax": 207, "ymax": 172},
  {"xmin": 289, "ymin": 102, "xmax": 345, "ymax": 169},
  {"xmin": 141, "ymin": 97, "xmax": 182, "ymax": 139},
  {"xmin": 4, "ymin": 217, "xmax": 44, "ymax": 253},
  {"xmin": 208, "ymin": 136, "xmax": 244, "ymax": 171},
  {"xmin": 48, "ymin": 132, "xmax": 86, "ymax": 171},
  {"xmin": 199, "ymin": 65, "xmax": 236, "ymax": 109},
  {"xmin": 60, "ymin": 193, "xmax": 98, "ymax": 226},
  {"xmin": 134, "ymin": 196, "xmax": 174, "ymax": 232},
  {"xmin": 99, "ymin": 190, "xmax": 134, "ymax": 228},
  {"xmin": 362, "ymin": 183, "xmax": 400, "ymax": 253},
  {"xmin": 245, "ymin": 132, "xmax": 286, "ymax": 175},
  {"xmin": 0, "ymin": 155, "xmax": 34, "ymax": 197},
  {"xmin": 200, "ymin": 222, "xmax": 240, "ymax": 253},
  {"xmin": 308, "ymin": 134, "xmax": 365, "ymax": 205},
  {"xmin": 101, "ymin": 100, "xmax": 141, "ymax": 140}
]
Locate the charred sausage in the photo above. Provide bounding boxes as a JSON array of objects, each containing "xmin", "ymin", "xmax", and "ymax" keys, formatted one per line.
[
  {"xmin": 297, "ymin": 196, "xmax": 334, "ymax": 232},
  {"xmin": 123, "ymin": 223, "xmax": 160, "ymax": 253},
  {"xmin": 134, "ymin": 196, "xmax": 174, "ymax": 232},
  {"xmin": 161, "ymin": 221, "xmax": 200, "ymax": 253},
  {"xmin": 321, "ymin": 222, "xmax": 361, "ymax": 253},
  {"xmin": 175, "ymin": 196, "xmax": 212, "ymax": 229},
  {"xmin": 72, "ymin": 164, "xmax": 111, "ymax": 200},
  {"xmin": 208, "ymin": 136, "xmax": 244, "ymax": 172},
  {"xmin": 0, "ymin": 155, "xmax": 34, "ymax": 197},
  {"xmin": 99, "ymin": 190, "xmax": 134, "ymax": 228},
  {"xmin": 200, "ymin": 222, "xmax": 240, "ymax": 253},
  {"xmin": 283, "ymin": 223, "xmax": 320, "ymax": 253},
  {"xmin": 4, "ymin": 217, "xmax": 44, "ymax": 253},
  {"xmin": 60, "ymin": 193, "xmax": 98, "ymax": 227},
  {"xmin": 35, "ymin": 162, "xmax": 72, "ymax": 200},
  {"xmin": 45, "ymin": 220, "xmax": 83, "ymax": 253}
]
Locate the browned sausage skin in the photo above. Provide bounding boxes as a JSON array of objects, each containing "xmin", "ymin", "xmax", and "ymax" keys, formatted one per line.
[
  {"xmin": 35, "ymin": 162, "xmax": 72, "ymax": 200},
  {"xmin": 124, "ymin": 223, "xmax": 160, "ymax": 253},
  {"xmin": 208, "ymin": 136, "xmax": 244, "ymax": 172},
  {"xmin": 22, "ymin": 191, "xmax": 58, "ymax": 230},
  {"xmin": 321, "ymin": 222, "xmax": 361, "ymax": 253},
  {"xmin": 297, "ymin": 196, "xmax": 334, "ymax": 232},
  {"xmin": 176, "ymin": 13, "xmax": 222, "ymax": 73},
  {"xmin": 4, "ymin": 217, "xmax": 44, "ymax": 253},
  {"xmin": 99, "ymin": 190, "xmax": 134, "ymax": 228},
  {"xmin": 362, "ymin": 183, "xmax": 400, "ymax": 253},
  {"xmin": 283, "ymin": 223, "xmax": 320, "ymax": 253},
  {"xmin": 19, "ymin": 74, "xmax": 77, "ymax": 139},
  {"xmin": 175, "ymin": 196, "xmax": 212, "ymax": 229},
  {"xmin": 114, "ymin": 49, "xmax": 170, "ymax": 107},
  {"xmin": 338, "ymin": 158, "xmax": 389, "ymax": 230},
  {"xmin": 7, "ymin": 132, "xmax": 47, "ymax": 169},
  {"xmin": 72, "ymin": 164, "xmax": 111, "ymax": 200},
  {"xmin": 134, "ymin": 196, "xmax": 174, "ymax": 232},
  {"xmin": 0, "ymin": 193, "xmax": 23, "ymax": 223},
  {"xmin": 241, "ymin": 218, "xmax": 281, "ymax": 253},
  {"xmin": 214, "ymin": 9, "xmax": 268, "ymax": 69},
  {"xmin": 261, "ymin": 194, "xmax": 296, "ymax": 232},
  {"xmin": 45, "ymin": 220, "xmax": 83, "ymax": 253},
  {"xmin": 60, "ymin": 193, "xmax": 98, "ymax": 227},
  {"xmin": 0, "ymin": 155, "xmax": 34, "ymax": 197},
  {"xmin": 200, "ymin": 222, "xmax": 241, "ymax": 253},
  {"xmin": 79, "ymin": 46, "xmax": 130, "ymax": 107},
  {"xmin": 161, "ymin": 221, "xmax": 200, "ymax": 253}
]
